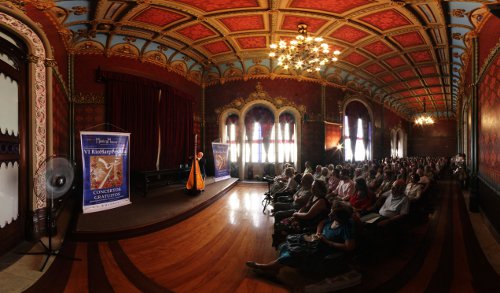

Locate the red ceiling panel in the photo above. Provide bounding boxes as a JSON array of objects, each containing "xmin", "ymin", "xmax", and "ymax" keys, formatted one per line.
[
  {"xmin": 329, "ymin": 25, "xmax": 369, "ymax": 43},
  {"xmin": 425, "ymin": 77, "xmax": 441, "ymax": 86},
  {"xmin": 419, "ymin": 65, "xmax": 437, "ymax": 75},
  {"xmin": 203, "ymin": 41, "xmax": 231, "ymax": 54},
  {"xmin": 219, "ymin": 15, "xmax": 264, "ymax": 32},
  {"xmin": 132, "ymin": 8, "xmax": 185, "ymax": 27},
  {"xmin": 397, "ymin": 90, "xmax": 412, "ymax": 96},
  {"xmin": 363, "ymin": 40, "xmax": 393, "ymax": 56},
  {"xmin": 407, "ymin": 79, "xmax": 422, "ymax": 88},
  {"xmin": 409, "ymin": 50, "xmax": 433, "ymax": 63},
  {"xmin": 391, "ymin": 83, "xmax": 406, "ymax": 92},
  {"xmin": 236, "ymin": 36, "xmax": 267, "ymax": 49},
  {"xmin": 413, "ymin": 88, "xmax": 426, "ymax": 95},
  {"xmin": 384, "ymin": 56, "xmax": 406, "ymax": 68},
  {"xmin": 429, "ymin": 87, "xmax": 442, "ymax": 93},
  {"xmin": 176, "ymin": 0, "xmax": 259, "ymax": 12},
  {"xmin": 176, "ymin": 23, "xmax": 216, "ymax": 41},
  {"xmin": 397, "ymin": 69, "xmax": 416, "ymax": 79},
  {"xmin": 343, "ymin": 52, "xmax": 368, "ymax": 65},
  {"xmin": 281, "ymin": 15, "xmax": 327, "ymax": 33},
  {"xmin": 380, "ymin": 73, "xmax": 396, "ymax": 83},
  {"xmin": 289, "ymin": 0, "xmax": 374, "ymax": 14},
  {"xmin": 364, "ymin": 63, "xmax": 385, "ymax": 74},
  {"xmin": 392, "ymin": 31, "xmax": 425, "ymax": 48},
  {"xmin": 359, "ymin": 9, "xmax": 411, "ymax": 31}
]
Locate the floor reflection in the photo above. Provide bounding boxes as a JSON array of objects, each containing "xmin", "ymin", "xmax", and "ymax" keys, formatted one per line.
[{"xmin": 226, "ymin": 188, "xmax": 268, "ymax": 228}]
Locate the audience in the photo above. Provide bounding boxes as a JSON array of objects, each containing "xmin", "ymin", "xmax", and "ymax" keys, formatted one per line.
[
  {"xmin": 246, "ymin": 206, "xmax": 355, "ymax": 275},
  {"xmin": 252, "ymin": 156, "xmax": 445, "ymax": 286}
]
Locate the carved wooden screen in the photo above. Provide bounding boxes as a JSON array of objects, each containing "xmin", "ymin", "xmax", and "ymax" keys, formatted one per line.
[{"xmin": 0, "ymin": 30, "xmax": 27, "ymax": 256}]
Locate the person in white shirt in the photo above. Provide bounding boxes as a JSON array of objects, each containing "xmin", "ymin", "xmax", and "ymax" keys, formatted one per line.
[
  {"xmin": 376, "ymin": 180, "xmax": 410, "ymax": 227},
  {"xmin": 329, "ymin": 169, "xmax": 355, "ymax": 202}
]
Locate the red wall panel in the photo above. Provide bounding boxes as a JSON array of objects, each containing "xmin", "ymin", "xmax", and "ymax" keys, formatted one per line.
[
  {"xmin": 52, "ymin": 79, "xmax": 69, "ymax": 156},
  {"xmin": 408, "ymin": 119, "xmax": 457, "ymax": 157}
]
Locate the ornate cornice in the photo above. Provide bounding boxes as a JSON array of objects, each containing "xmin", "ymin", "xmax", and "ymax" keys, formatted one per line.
[
  {"xmin": 215, "ymin": 82, "xmax": 307, "ymax": 120},
  {"xmin": 73, "ymin": 92, "xmax": 105, "ymax": 104}
]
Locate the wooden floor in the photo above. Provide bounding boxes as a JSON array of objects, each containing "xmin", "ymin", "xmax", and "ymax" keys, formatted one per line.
[{"xmin": 24, "ymin": 181, "xmax": 500, "ymax": 293}]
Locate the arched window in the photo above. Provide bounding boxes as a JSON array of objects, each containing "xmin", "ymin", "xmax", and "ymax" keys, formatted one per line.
[
  {"xmin": 278, "ymin": 113, "xmax": 296, "ymax": 163},
  {"xmin": 344, "ymin": 115, "xmax": 353, "ymax": 161},
  {"xmin": 354, "ymin": 118, "xmax": 365, "ymax": 161},
  {"xmin": 344, "ymin": 101, "xmax": 372, "ymax": 162},
  {"xmin": 244, "ymin": 106, "xmax": 274, "ymax": 163},
  {"xmin": 224, "ymin": 114, "xmax": 239, "ymax": 162}
]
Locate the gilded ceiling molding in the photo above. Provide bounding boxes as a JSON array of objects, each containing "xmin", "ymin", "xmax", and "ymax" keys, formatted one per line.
[
  {"xmin": 214, "ymin": 82, "xmax": 307, "ymax": 122},
  {"xmin": 477, "ymin": 41, "xmax": 500, "ymax": 85},
  {"xmin": 73, "ymin": 92, "xmax": 105, "ymax": 104},
  {"xmin": 0, "ymin": 0, "xmax": 26, "ymax": 11}
]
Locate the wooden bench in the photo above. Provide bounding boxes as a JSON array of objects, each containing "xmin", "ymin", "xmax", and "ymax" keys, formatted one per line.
[{"xmin": 133, "ymin": 168, "xmax": 190, "ymax": 196}]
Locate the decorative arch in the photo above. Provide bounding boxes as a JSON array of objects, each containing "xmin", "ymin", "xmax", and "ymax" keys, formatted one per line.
[
  {"xmin": 216, "ymin": 82, "xmax": 304, "ymax": 178},
  {"xmin": 0, "ymin": 8, "xmax": 53, "ymax": 210}
]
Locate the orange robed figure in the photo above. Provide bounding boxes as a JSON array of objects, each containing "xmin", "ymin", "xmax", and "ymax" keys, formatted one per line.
[
  {"xmin": 186, "ymin": 135, "xmax": 204, "ymax": 193},
  {"xmin": 186, "ymin": 156, "xmax": 205, "ymax": 191}
]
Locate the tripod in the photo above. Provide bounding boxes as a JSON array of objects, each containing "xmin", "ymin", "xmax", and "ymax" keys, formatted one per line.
[
  {"xmin": 262, "ymin": 176, "xmax": 274, "ymax": 214},
  {"xmin": 21, "ymin": 177, "xmax": 80, "ymax": 271}
]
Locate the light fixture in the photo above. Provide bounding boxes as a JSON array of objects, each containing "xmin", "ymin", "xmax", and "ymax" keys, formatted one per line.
[
  {"xmin": 414, "ymin": 97, "xmax": 434, "ymax": 125},
  {"xmin": 269, "ymin": 23, "xmax": 340, "ymax": 73}
]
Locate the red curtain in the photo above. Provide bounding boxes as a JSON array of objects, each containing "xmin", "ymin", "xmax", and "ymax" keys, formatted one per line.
[
  {"xmin": 103, "ymin": 71, "xmax": 193, "ymax": 171},
  {"xmin": 158, "ymin": 86, "xmax": 194, "ymax": 169},
  {"xmin": 104, "ymin": 72, "xmax": 159, "ymax": 171}
]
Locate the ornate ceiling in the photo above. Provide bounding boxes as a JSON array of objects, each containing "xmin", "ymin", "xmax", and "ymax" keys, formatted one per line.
[{"xmin": 31, "ymin": 0, "xmax": 496, "ymax": 120}]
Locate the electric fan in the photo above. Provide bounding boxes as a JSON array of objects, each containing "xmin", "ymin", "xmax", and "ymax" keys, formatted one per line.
[{"xmin": 28, "ymin": 155, "xmax": 76, "ymax": 271}]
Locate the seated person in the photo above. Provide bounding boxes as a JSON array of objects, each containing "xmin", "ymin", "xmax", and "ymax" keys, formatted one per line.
[
  {"xmin": 303, "ymin": 161, "xmax": 313, "ymax": 175},
  {"xmin": 275, "ymin": 179, "xmax": 330, "ymax": 235},
  {"xmin": 367, "ymin": 169, "xmax": 382, "ymax": 191},
  {"xmin": 363, "ymin": 179, "xmax": 410, "ymax": 228},
  {"xmin": 375, "ymin": 170, "xmax": 394, "ymax": 198},
  {"xmin": 313, "ymin": 165, "xmax": 323, "ymax": 180},
  {"xmin": 416, "ymin": 166, "xmax": 431, "ymax": 194},
  {"xmin": 328, "ymin": 169, "xmax": 355, "ymax": 202},
  {"xmin": 405, "ymin": 173, "xmax": 423, "ymax": 202},
  {"xmin": 348, "ymin": 178, "xmax": 375, "ymax": 216},
  {"xmin": 327, "ymin": 169, "xmax": 341, "ymax": 195},
  {"xmin": 273, "ymin": 174, "xmax": 314, "ymax": 221},
  {"xmin": 273, "ymin": 168, "xmax": 299, "ymax": 199},
  {"xmin": 246, "ymin": 206, "xmax": 355, "ymax": 275},
  {"xmin": 267, "ymin": 166, "xmax": 294, "ymax": 195},
  {"xmin": 318, "ymin": 167, "xmax": 329, "ymax": 182}
]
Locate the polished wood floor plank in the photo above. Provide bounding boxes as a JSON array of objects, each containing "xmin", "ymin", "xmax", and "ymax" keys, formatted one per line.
[
  {"xmin": 64, "ymin": 243, "xmax": 88, "ymax": 293},
  {"xmin": 99, "ymin": 242, "xmax": 141, "ymax": 293},
  {"xmin": 117, "ymin": 185, "xmax": 285, "ymax": 292}
]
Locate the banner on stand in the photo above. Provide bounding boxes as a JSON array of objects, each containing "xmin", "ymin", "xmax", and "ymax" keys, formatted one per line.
[
  {"xmin": 211, "ymin": 143, "xmax": 230, "ymax": 182},
  {"xmin": 80, "ymin": 131, "xmax": 131, "ymax": 213}
]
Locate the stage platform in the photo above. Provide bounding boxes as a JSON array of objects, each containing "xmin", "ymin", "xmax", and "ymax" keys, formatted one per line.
[{"xmin": 71, "ymin": 177, "xmax": 239, "ymax": 241}]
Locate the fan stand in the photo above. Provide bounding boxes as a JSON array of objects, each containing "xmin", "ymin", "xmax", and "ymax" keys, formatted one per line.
[{"xmin": 22, "ymin": 176, "xmax": 80, "ymax": 271}]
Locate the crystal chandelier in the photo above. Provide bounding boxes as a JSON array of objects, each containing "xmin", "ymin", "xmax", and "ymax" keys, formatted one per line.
[
  {"xmin": 269, "ymin": 24, "xmax": 340, "ymax": 72},
  {"xmin": 414, "ymin": 97, "xmax": 434, "ymax": 125}
]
